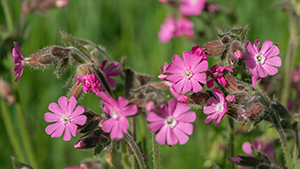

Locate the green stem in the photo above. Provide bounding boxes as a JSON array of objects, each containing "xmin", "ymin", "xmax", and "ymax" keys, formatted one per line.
[
  {"xmin": 121, "ymin": 139, "xmax": 130, "ymax": 169},
  {"xmin": 15, "ymin": 103, "xmax": 38, "ymax": 169},
  {"xmin": 124, "ymin": 133, "xmax": 146, "ymax": 169},
  {"xmin": 293, "ymin": 128, "xmax": 299, "ymax": 164},
  {"xmin": 226, "ymin": 117, "xmax": 235, "ymax": 169},
  {"xmin": 139, "ymin": 115, "xmax": 147, "ymax": 158},
  {"xmin": 1, "ymin": 0, "xmax": 14, "ymax": 32},
  {"xmin": 7, "ymin": 49, "xmax": 38, "ymax": 168},
  {"xmin": 152, "ymin": 133, "xmax": 160, "ymax": 169},
  {"xmin": 281, "ymin": 12, "xmax": 299, "ymax": 105},
  {"xmin": 270, "ymin": 108, "xmax": 293, "ymax": 169},
  {"xmin": 0, "ymin": 99, "xmax": 25, "ymax": 162}
]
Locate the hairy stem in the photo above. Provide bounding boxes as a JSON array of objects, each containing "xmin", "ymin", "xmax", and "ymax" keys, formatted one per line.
[
  {"xmin": 121, "ymin": 139, "xmax": 130, "ymax": 169},
  {"xmin": 124, "ymin": 133, "xmax": 146, "ymax": 169},
  {"xmin": 293, "ymin": 128, "xmax": 299, "ymax": 164},
  {"xmin": 0, "ymin": 99, "xmax": 25, "ymax": 162},
  {"xmin": 270, "ymin": 108, "xmax": 293, "ymax": 169},
  {"xmin": 227, "ymin": 117, "xmax": 235, "ymax": 169},
  {"xmin": 152, "ymin": 133, "xmax": 160, "ymax": 169}
]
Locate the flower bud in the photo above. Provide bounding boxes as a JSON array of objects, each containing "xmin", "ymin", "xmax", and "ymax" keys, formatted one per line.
[
  {"xmin": 188, "ymin": 91, "xmax": 211, "ymax": 106},
  {"xmin": 74, "ymin": 136, "xmax": 100, "ymax": 149},
  {"xmin": 68, "ymin": 84, "xmax": 83, "ymax": 101},
  {"xmin": 231, "ymin": 156, "xmax": 262, "ymax": 167},
  {"xmin": 51, "ymin": 46, "xmax": 71, "ymax": 59},
  {"xmin": 0, "ymin": 78, "xmax": 16, "ymax": 105},
  {"xmin": 202, "ymin": 41, "xmax": 226, "ymax": 56},
  {"xmin": 76, "ymin": 64, "xmax": 92, "ymax": 77}
]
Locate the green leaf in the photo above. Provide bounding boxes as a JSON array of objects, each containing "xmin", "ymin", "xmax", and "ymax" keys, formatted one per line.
[
  {"xmin": 11, "ymin": 156, "xmax": 33, "ymax": 169},
  {"xmin": 59, "ymin": 30, "xmax": 91, "ymax": 62},
  {"xmin": 230, "ymin": 23, "xmax": 250, "ymax": 42}
]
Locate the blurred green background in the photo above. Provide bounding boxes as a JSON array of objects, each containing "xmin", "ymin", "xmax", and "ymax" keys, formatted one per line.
[{"xmin": 0, "ymin": 0, "xmax": 296, "ymax": 168}]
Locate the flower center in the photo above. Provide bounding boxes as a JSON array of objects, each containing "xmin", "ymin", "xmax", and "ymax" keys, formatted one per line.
[
  {"xmin": 61, "ymin": 115, "xmax": 70, "ymax": 124},
  {"xmin": 165, "ymin": 116, "xmax": 177, "ymax": 128},
  {"xmin": 255, "ymin": 54, "xmax": 266, "ymax": 64},
  {"xmin": 185, "ymin": 70, "xmax": 193, "ymax": 78},
  {"xmin": 215, "ymin": 103, "xmax": 224, "ymax": 113},
  {"xmin": 111, "ymin": 110, "xmax": 119, "ymax": 119}
]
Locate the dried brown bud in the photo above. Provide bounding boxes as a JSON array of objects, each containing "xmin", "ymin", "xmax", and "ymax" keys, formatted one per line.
[
  {"xmin": 202, "ymin": 41, "xmax": 226, "ymax": 56},
  {"xmin": 51, "ymin": 46, "xmax": 71, "ymax": 59}
]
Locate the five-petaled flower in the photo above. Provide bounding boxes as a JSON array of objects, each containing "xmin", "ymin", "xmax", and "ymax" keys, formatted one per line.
[
  {"xmin": 242, "ymin": 138, "xmax": 275, "ymax": 159},
  {"xmin": 100, "ymin": 60, "xmax": 123, "ymax": 89},
  {"xmin": 166, "ymin": 50, "xmax": 208, "ymax": 94},
  {"xmin": 207, "ymin": 65, "xmax": 233, "ymax": 88},
  {"xmin": 98, "ymin": 92, "xmax": 137, "ymax": 140},
  {"xmin": 244, "ymin": 40, "xmax": 282, "ymax": 78},
  {"xmin": 12, "ymin": 42, "xmax": 25, "ymax": 82},
  {"xmin": 203, "ymin": 87, "xmax": 227, "ymax": 126},
  {"xmin": 146, "ymin": 98, "xmax": 196, "ymax": 145},
  {"xmin": 44, "ymin": 96, "xmax": 87, "ymax": 141},
  {"xmin": 76, "ymin": 73, "xmax": 101, "ymax": 94}
]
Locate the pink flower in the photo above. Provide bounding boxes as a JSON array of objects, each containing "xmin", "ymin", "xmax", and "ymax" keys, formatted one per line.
[
  {"xmin": 158, "ymin": 17, "xmax": 176, "ymax": 43},
  {"xmin": 175, "ymin": 18, "xmax": 194, "ymax": 37},
  {"xmin": 166, "ymin": 51, "xmax": 208, "ymax": 94},
  {"xmin": 98, "ymin": 92, "xmax": 137, "ymax": 140},
  {"xmin": 76, "ymin": 73, "xmax": 101, "ymax": 94},
  {"xmin": 180, "ymin": 0, "xmax": 207, "ymax": 16},
  {"xmin": 203, "ymin": 87, "xmax": 227, "ymax": 126},
  {"xmin": 55, "ymin": 0, "xmax": 68, "ymax": 7},
  {"xmin": 146, "ymin": 98, "xmax": 196, "ymax": 145},
  {"xmin": 234, "ymin": 50, "xmax": 243, "ymax": 60},
  {"xmin": 12, "ymin": 42, "xmax": 25, "ymax": 82},
  {"xmin": 242, "ymin": 139, "xmax": 275, "ymax": 159},
  {"xmin": 226, "ymin": 94, "xmax": 235, "ymax": 103},
  {"xmin": 100, "ymin": 60, "xmax": 123, "ymax": 89},
  {"xmin": 44, "ymin": 96, "xmax": 87, "ymax": 141},
  {"xmin": 190, "ymin": 45, "xmax": 207, "ymax": 61},
  {"xmin": 244, "ymin": 40, "xmax": 282, "ymax": 78},
  {"xmin": 251, "ymin": 75, "xmax": 259, "ymax": 87},
  {"xmin": 158, "ymin": 62, "xmax": 169, "ymax": 80},
  {"xmin": 207, "ymin": 65, "xmax": 233, "ymax": 88}
]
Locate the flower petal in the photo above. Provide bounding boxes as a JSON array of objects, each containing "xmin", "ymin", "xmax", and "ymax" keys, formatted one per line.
[
  {"xmin": 173, "ymin": 127, "xmax": 189, "ymax": 145},
  {"xmin": 176, "ymin": 122, "xmax": 193, "ymax": 135},
  {"xmin": 177, "ymin": 111, "xmax": 196, "ymax": 123},
  {"xmin": 72, "ymin": 115, "xmax": 87, "ymax": 126},
  {"xmin": 166, "ymin": 128, "xmax": 178, "ymax": 145},
  {"xmin": 155, "ymin": 125, "xmax": 167, "ymax": 145},
  {"xmin": 119, "ymin": 116, "xmax": 129, "ymax": 133},
  {"xmin": 44, "ymin": 112, "xmax": 60, "ymax": 122},
  {"xmin": 111, "ymin": 122, "xmax": 123, "ymax": 140},
  {"xmin": 63, "ymin": 125, "xmax": 72, "ymax": 141},
  {"xmin": 68, "ymin": 96, "xmax": 77, "ymax": 115},
  {"xmin": 242, "ymin": 142, "xmax": 253, "ymax": 155},
  {"xmin": 146, "ymin": 112, "xmax": 164, "ymax": 122},
  {"xmin": 71, "ymin": 106, "xmax": 85, "ymax": 117},
  {"xmin": 48, "ymin": 102, "xmax": 63, "ymax": 115},
  {"xmin": 45, "ymin": 122, "xmax": 61, "ymax": 135},
  {"xmin": 173, "ymin": 102, "xmax": 190, "ymax": 118},
  {"xmin": 148, "ymin": 122, "xmax": 164, "ymax": 133},
  {"xmin": 203, "ymin": 105, "xmax": 216, "ymax": 115},
  {"xmin": 120, "ymin": 104, "xmax": 137, "ymax": 117},
  {"xmin": 265, "ymin": 56, "xmax": 282, "ymax": 67},
  {"xmin": 102, "ymin": 118, "xmax": 115, "ymax": 133},
  {"xmin": 51, "ymin": 123, "xmax": 65, "ymax": 138},
  {"xmin": 58, "ymin": 96, "xmax": 68, "ymax": 114}
]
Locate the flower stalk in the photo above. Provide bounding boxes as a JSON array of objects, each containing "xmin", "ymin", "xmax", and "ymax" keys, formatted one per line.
[
  {"xmin": 152, "ymin": 133, "xmax": 161, "ymax": 169},
  {"xmin": 270, "ymin": 108, "xmax": 292, "ymax": 169},
  {"xmin": 227, "ymin": 117, "xmax": 235, "ymax": 169},
  {"xmin": 121, "ymin": 139, "xmax": 130, "ymax": 169},
  {"xmin": 124, "ymin": 133, "xmax": 146, "ymax": 169}
]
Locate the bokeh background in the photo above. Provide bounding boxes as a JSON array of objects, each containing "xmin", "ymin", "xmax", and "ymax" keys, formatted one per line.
[{"xmin": 0, "ymin": 0, "xmax": 297, "ymax": 168}]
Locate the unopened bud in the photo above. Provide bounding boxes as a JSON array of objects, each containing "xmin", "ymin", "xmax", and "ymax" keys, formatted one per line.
[
  {"xmin": 202, "ymin": 41, "xmax": 226, "ymax": 56},
  {"xmin": 51, "ymin": 46, "xmax": 71, "ymax": 59},
  {"xmin": 76, "ymin": 64, "xmax": 92, "ymax": 77},
  {"xmin": 68, "ymin": 84, "xmax": 83, "ymax": 100},
  {"xmin": 75, "ymin": 136, "xmax": 100, "ymax": 149},
  {"xmin": 188, "ymin": 91, "xmax": 211, "ymax": 106},
  {"xmin": 234, "ymin": 50, "xmax": 243, "ymax": 60},
  {"xmin": 247, "ymin": 103, "xmax": 264, "ymax": 121},
  {"xmin": 231, "ymin": 156, "xmax": 262, "ymax": 167},
  {"xmin": 226, "ymin": 95, "xmax": 236, "ymax": 103},
  {"xmin": 74, "ymin": 140, "xmax": 86, "ymax": 149}
]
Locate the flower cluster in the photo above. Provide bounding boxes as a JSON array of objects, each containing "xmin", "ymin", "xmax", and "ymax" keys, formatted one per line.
[{"xmin": 158, "ymin": 0, "xmax": 207, "ymax": 43}]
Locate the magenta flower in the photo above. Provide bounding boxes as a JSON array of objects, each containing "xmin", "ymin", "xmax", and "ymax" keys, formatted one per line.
[
  {"xmin": 244, "ymin": 40, "xmax": 282, "ymax": 78},
  {"xmin": 100, "ymin": 60, "xmax": 123, "ymax": 89},
  {"xmin": 166, "ymin": 51, "xmax": 208, "ymax": 94},
  {"xmin": 180, "ymin": 0, "xmax": 206, "ymax": 16},
  {"xmin": 158, "ymin": 17, "xmax": 176, "ymax": 43},
  {"xmin": 175, "ymin": 18, "xmax": 194, "ymax": 37},
  {"xmin": 207, "ymin": 65, "xmax": 233, "ymax": 88},
  {"xmin": 76, "ymin": 73, "xmax": 101, "ymax": 94},
  {"xmin": 158, "ymin": 62, "xmax": 169, "ymax": 80},
  {"xmin": 146, "ymin": 98, "xmax": 196, "ymax": 145},
  {"xmin": 44, "ymin": 96, "xmax": 87, "ymax": 141},
  {"xmin": 203, "ymin": 87, "xmax": 227, "ymax": 126},
  {"xmin": 98, "ymin": 92, "xmax": 137, "ymax": 140},
  {"xmin": 190, "ymin": 45, "xmax": 207, "ymax": 61},
  {"xmin": 242, "ymin": 139, "xmax": 275, "ymax": 159},
  {"xmin": 12, "ymin": 42, "xmax": 25, "ymax": 82}
]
